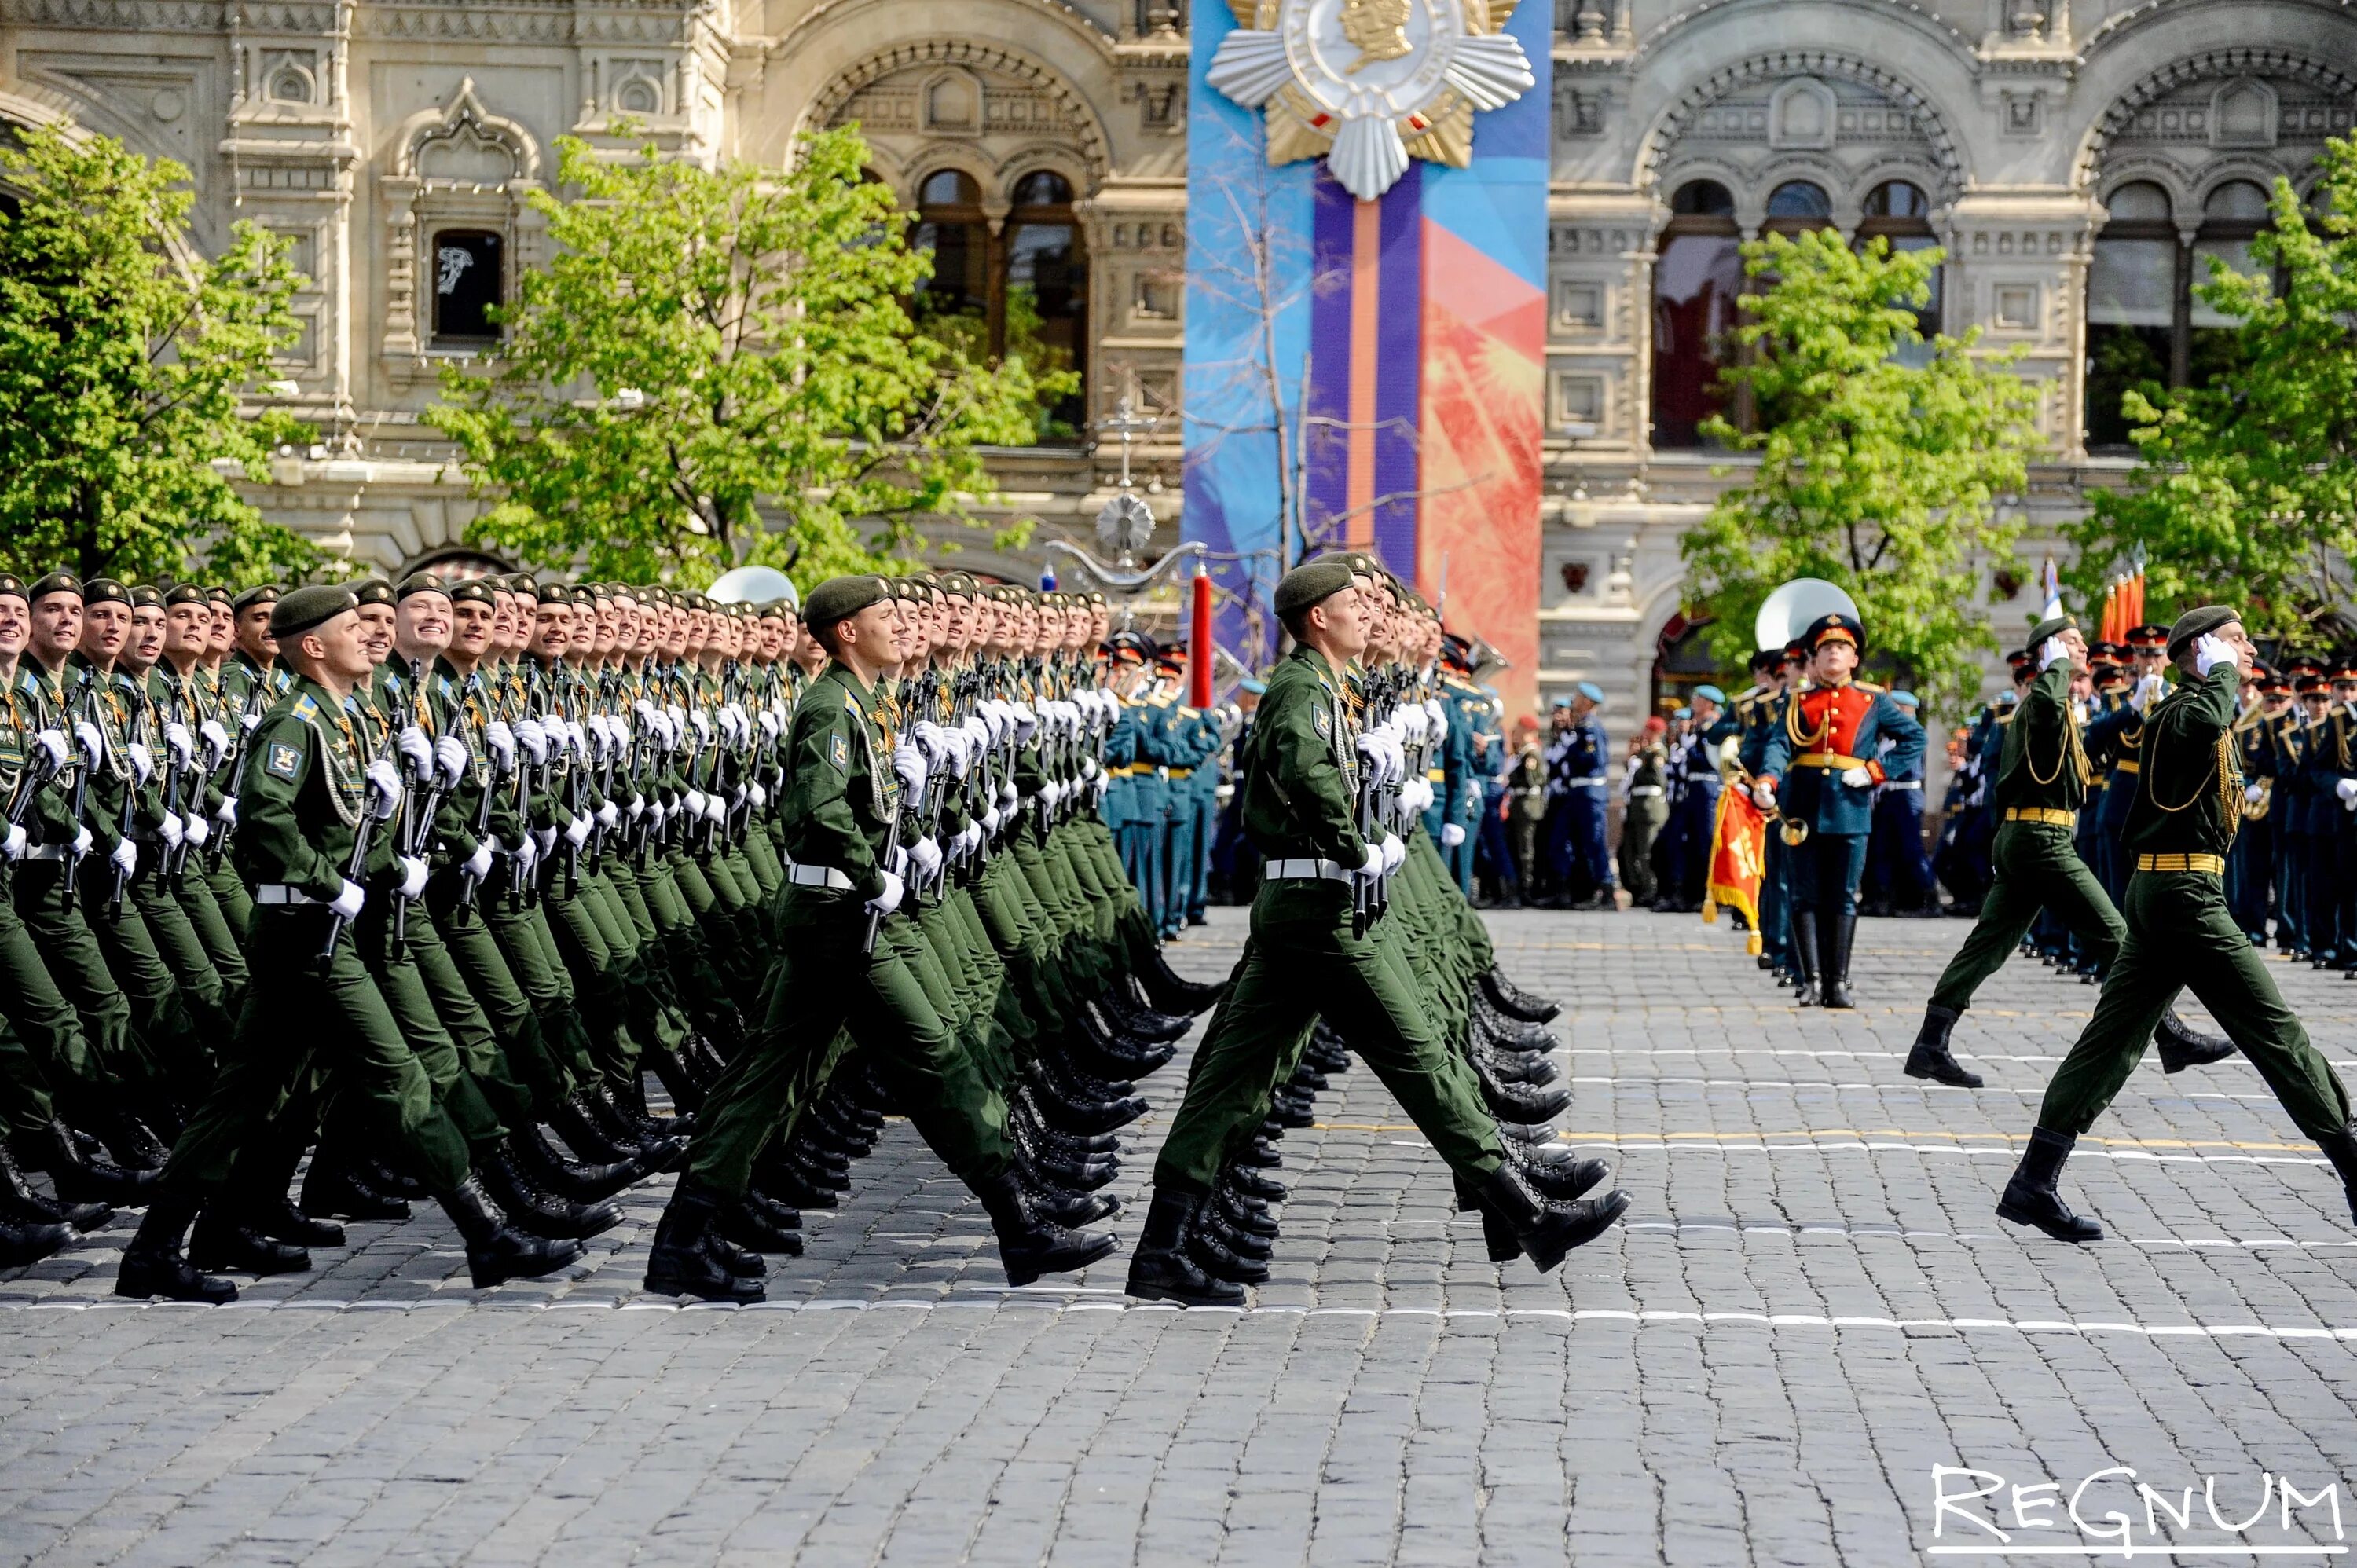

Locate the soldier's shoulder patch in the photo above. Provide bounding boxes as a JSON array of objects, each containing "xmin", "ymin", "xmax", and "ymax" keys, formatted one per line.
[
  {"xmin": 1312, "ymin": 705, "xmax": 1331, "ymax": 740},
  {"xmin": 265, "ymin": 739, "xmax": 302, "ymax": 780},
  {"xmin": 828, "ymin": 730, "xmax": 849, "ymax": 771}
]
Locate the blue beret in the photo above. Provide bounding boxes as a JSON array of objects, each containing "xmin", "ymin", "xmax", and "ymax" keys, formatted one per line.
[
  {"xmin": 1693, "ymin": 684, "xmax": 1726, "ymax": 705},
  {"xmin": 1673, "ymin": 707, "xmax": 1692, "ymax": 721},
  {"xmin": 1238, "ymin": 679, "xmax": 1266, "ymax": 695},
  {"xmin": 1576, "ymin": 681, "xmax": 1604, "ymax": 703},
  {"xmin": 1550, "ymin": 696, "xmax": 1572, "ymax": 709},
  {"xmin": 1890, "ymin": 690, "xmax": 1919, "ymax": 708}
]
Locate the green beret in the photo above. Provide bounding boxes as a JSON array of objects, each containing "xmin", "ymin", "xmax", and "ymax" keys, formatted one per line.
[
  {"xmin": 449, "ymin": 577, "xmax": 495, "ymax": 608},
  {"xmin": 127, "ymin": 584, "xmax": 163, "ymax": 609},
  {"xmin": 163, "ymin": 583, "xmax": 210, "ymax": 608},
  {"xmin": 230, "ymin": 584, "xmax": 281, "ymax": 614},
  {"xmin": 2029, "ymin": 612, "xmax": 2079, "ymax": 645},
  {"xmin": 2166, "ymin": 604, "xmax": 2238, "ymax": 660},
  {"xmin": 272, "ymin": 583, "xmax": 357, "ymax": 639},
  {"xmin": 1274, "ymin": 559, "xmax": 1356, "ymax": 620},
  {"xmin": 0, "ymin": 572, "xmax": 24, "ymax": 603},
  {"xmin": 396, "ymin": 571, "xmax": 450, "ymax": 603},
  {"xmin": 82, "ymin": 577, "xmax": 130, "ymax": 608},
  {"xmin": 27, "ymin": 571, "xmax": 81, "ymax": 605},
  {"xmin": 351, "ymin": 578, "xmax": 395, "ymax": 607},
  {"xmin": 803, "ymin": 574, "xmax": 890, "ymax": 632}
]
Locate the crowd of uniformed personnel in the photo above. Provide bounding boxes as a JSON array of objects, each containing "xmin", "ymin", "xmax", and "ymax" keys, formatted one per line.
[{"xmin": 0, "ymin": 557, "xmax": 1580, "ymax": 1306}]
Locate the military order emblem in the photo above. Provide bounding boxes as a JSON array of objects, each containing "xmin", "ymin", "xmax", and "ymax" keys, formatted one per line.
[{"xmin": 1206, "ymin": 0, "xmax": 1534, "ymax": 200}]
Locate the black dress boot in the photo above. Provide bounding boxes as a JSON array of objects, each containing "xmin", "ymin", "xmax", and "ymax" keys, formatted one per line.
[
  {"xmin": 1016, "ymin": 1160, "xmax": 1120, "ymax": 1228},
  {"xmin": 548, "ymin": 1094, "xmax": 646, "ymax": 1167},
  {"xmin": 976, "ymin": 1167, "xmax": 1117, "ymax": 1288},
  {"xmin": 1480, "ymin": 967, "xmax": 1560, "ymax": 1024},
  {"xmin": 114, "ymin": 1192, "xmax": 236, "ymax": 1302},
  {"xmin": 713, "ymin": 1196, "xmax": 801, "ymax": 1258},
  {"xmin": 644, "ymin": 1178, "xmax": 765, "ymax": 1302},
  {"xmin": 1789, "ymin": 914, "xmax": 1823, "ymax": 1006},
  {"xmin": 1474, "ymin": 1165, "xmax": 1629, "ymax": 1273},
  {"xmin": 0, "ymin": 1211, "xmax": 75, "ymax": 1267},
  {"xmin": 511, "ymin": 1125, "xmax": 644, "ymax": 1203},
  {"xmin": 1, "ymin": 1137, "xmax": 110, "ymax": 1231},
  {"xmin": 252, "ymin": 1196, "xmax": 344, "ymax": 1251},
  {"xmin": 435, "ymin": 1176, "xmax": 585, "ymax": 1288},
  {"xmin": 1996, "ymin": 1127, "xmax": 2102, "ymax": 1242},
  {"xmin": 1511, "ymin": 1143, "xmax": 1611, "ymax": 1202},
  {"xmin": 299, "ymin": 1152, "xmax": 411, "ymax": 1222},
  {"xmin": 1478, "ymin": 1072, "xmax": 1571, "ymax": 1124},
  {"xmin": 41, "ymin": 1118, "xmax": 156, "ymax": 1207},
  {"xmin": 1226, "ymin": 1163, "xmax": 1287, "ymax": 1204},
  {"xmin": 1136, "ymin": 947, "xmax": 1222, "ymax": 1016},
  {"xmin": 1189, "ymin": 1211, "xmax": 1271, "ymax": 1285},
  {"xmin": 1124, "ymin": 1188, "xmax": 1246, "ymax": 1306},
  {"xmin": 1904, "ymin": 1004, "xmax": 1984, "ymax": 1088},
  {"xmin": 1819, "ymin": 911, "xmax": 1857, "ymax": 1009},
  {"xmin": 189, "ymin": 1207, "xmax": 311, "ymax": 1276},
  {"xmin": 2314, "ymin": 1122, "xmax": 2357, "ymax": 1224},
  {"xmin": 478, "ymin": 1149, "xmax": 623, "ymax": 1241},
  {"xmin": 643, "ymin": 1046, "xmax": 709, "ymax": 1115},
  {"xmin": 2154, "ymin": 1009, "xmax": 2236, "ymax": 1074}
]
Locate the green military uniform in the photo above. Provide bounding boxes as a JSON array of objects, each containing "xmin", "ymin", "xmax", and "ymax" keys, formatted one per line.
[{"xmin": 1152, "ymin": 640, "xmax": 1505, "ymax": 1195}]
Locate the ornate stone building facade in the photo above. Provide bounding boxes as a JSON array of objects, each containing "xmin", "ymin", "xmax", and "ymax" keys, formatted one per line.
[{"xmin": 1, "ymin": 0, "xmax": 2350, "ymax": 713}]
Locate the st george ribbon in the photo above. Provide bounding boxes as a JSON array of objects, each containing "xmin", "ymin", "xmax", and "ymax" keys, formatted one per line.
[{"xmin": 1184, "ymin": 0, "xmax": 1547, "ymax": 705}]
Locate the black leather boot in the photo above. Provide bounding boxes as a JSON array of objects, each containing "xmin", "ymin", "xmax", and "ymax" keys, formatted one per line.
[
  {"xmin": 974, "ymin": 1167, "xmax": 1116, "ymax": 1288},
  {"xmin": 1125, "ymin": 1188, "xmax": 1245, "ymax": 1306},
  {"xmin": 511, "ymin": 1125, "xmax": 644, "ymax": 1203},
  {"xmin": 1789, "ymin": 914, "xmax": 1823, "ymax": 1006},
  {"xmin": 2154, "ymin": 1009, "xmax": 2235, "ymax": 1074},
  {"xmin": 1, "ymin": 1137, "xmax": 110, "ymax": 1231},
  {"xmin": 1226, "ymin": 1163, "xmax": 1287, "ymax": 1204},
  {"xmin": 1479, "ymin": 1072, "xmax": 1571, "ymax": 1124},
  {"xmin": 1904, "ymin": 1004, "xmax": 1983, "ymax": 1088},
  {"xmin": 743, "ymin": 1185, "xmax": 801, "ymax": 1233},
  {"xmin": 189, "ymin": 1207, "xmax": 311, "ymax": 1276},
  {"xmin": 436, "ymin": 1176, "xmax": 585, "ymax": 1288},
  {"xmin": 643, "ymin": 1046, "xmax": 709, "ymax": 1115},
  {"xmin": 114, "ymin": 1192, "xmax": 236, "ymax": 1302},
  {"xmin": 1017, "ymin": 1160, "xmax": 1120, "ymax": 1228},
  {"xmin": 41, "ymin": 1118, "xmax": 156, "ymax": 1207},
  {"xmin": 714, "ymin": 1196, "xmax": 801, "ymax": 1258},
  {"xmin": 2313, "ymin": 1122, "xmax": 2357, "ymax": 1225},
  {"xmin": 86, "ymin": 1108, "xmax": 170, "ymax": 1171},
  {"xmin": 0, "ymin": 1211, "xmax": 75, "ymax": 1267},
  {"xmin": 252, "ymin": 1196, "xmax": 344, "ymax": 1250},
  {"xmin": 1135, "ymin": 947, "xmax": 1222, "ymax": 1017},
  {"xmin": 300, "ymin": 1152, "xmax": 410, "ymax": 1222},
  {"xmin": 1189, "ymin": 1211, "xmax": 1271, "ymax": 1284},
  {"xmin": 1475, "ymin": 1165, "xmax": 1629, "ymax": 1273},
  {"xmin": 1996, "ymin": 1127, "xmax": 2102, "ymax": 1242},
  {"xmin": 1819, "ymin": 911, "xmax": 1856, "ymax": 1009},
  {"xmin": 478, "ymin": 1149, "xmax": 623, "ymax": 1241},
  {"xmin": 643, "ymin": 1178, "xmax": 765, "ymax": 1302},
  {"xmin": 548, "ymin": 1094, "xmax": 645, "ymax": 1167},
  {"xmin": 1512, "ymin": 1144, "xmax": 1611, "ymax": 1202},
  {"xmin": 585, "ymin": 1086, "xmax": 686, "ymax": 1163},
  {"xmin": 1481, "ymin": 967, "xmax": 1560, "ymax": 1024}
]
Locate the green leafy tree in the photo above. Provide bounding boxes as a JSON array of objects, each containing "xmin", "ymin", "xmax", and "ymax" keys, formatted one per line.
[
  {"xmin": 1678, "ymin": 229, "xmax": 2042, "ymax": 715},
  {"xmin": 433, "ymin": 127, "xmax": 1064, "ymax": 586},
  {"xmin": 2066, "ymin": 134, "xmax": 2357, "ymax": 647},
  {"xmin": 0, "ymin": 121, "xmax": 320, "ymax": 584}
]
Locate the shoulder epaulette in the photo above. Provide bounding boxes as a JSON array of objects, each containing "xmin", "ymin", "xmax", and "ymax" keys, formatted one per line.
[{"xmin": 1854, "ymin": 680, "xmax": 1886, "ymax": 694}]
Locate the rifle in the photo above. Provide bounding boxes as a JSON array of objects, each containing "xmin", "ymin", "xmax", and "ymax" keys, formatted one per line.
[
  {"xmin": 57, "ymin": 670, "xmax": 97, "ymax": 912},
  {"xmin": 320, "ymin": 731, "xmax": 397, "ymax": 976},
  {"xmin": 456, "ymin": 672, "xmax": 500, "ymax": 913},
  {"xmin": 107, "ymin": 674, "xmax": 143, "ymax": 918},
  {"xmin": 864, "ymin": 774, "xmax": 903, "ymax": 960},
  {"xmin": 211, "ymin": 679, "xmax": 269, "ymax": 871}
]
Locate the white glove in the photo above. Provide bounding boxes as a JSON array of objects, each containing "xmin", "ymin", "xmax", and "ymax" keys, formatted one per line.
[
  {"xmin": 512, "ymin": 834, "xmax": 540, "ymax": 875},
  {"xmin": 35, "ymin": 728, "xmax": 70, "ymax": 771},
  {"xmin": 596, "ymin": 800, "xmax": 620, "ymax": 829},
  {"xmin": 71, "ymin": 826, "xmax": 93, "ymax": 856},
  {"xmin": 214, "ymin": 797, "xmax": 237, "ymax": 831},
  {"xmin": 109, "ymin": 838, "xmax": 137, "ymax": 877},
  {"xmin": 514, "ymin": 719, "xmax": 548, "ymax": 765},
  {"xmin": 999, "ymin": 783, "xmax": 1018, "ymax": 811},
  {"xmin": 627, "ymin": 793, "xmax": 646, "ymax": 820},
  {"xmin": 647, "ymin": 801, "xmax": 667, "ymax": 833},
  {"xmin": 365, "ymin": 759, "xmax": 402, "ymax": 819},
  {"xmin": 328, "ymin": 877, "xmax": 365, "ymax": 920},
  {"xmin": 126, "ymin": 742, "xmax": 154, "ymax": 786},
  {"xmin": 746, "ymin": 782, "xmax": 767, "ymax": 808},
  {"xmin": 963, "ymin": 716, "xmax": 992, "ymax": 755},
  {"xmin": 912, "ymin": 837, "xmax": 943, "ymax": 877},
  {"xmin": 563, "ymin": 812, "xmax": 592, "ymax": 847},
  {"xmin": 163, "ymin": 722, "xmax": 195, "ymax": 765},
  {"xmin": 1380, "ymin": 833, "xmax": 1406, "ymax": 874},
  {"xmin": 565, "ymin": 720, "xmax": 588, "ymax": 760},
  {"xmin": 1352, "ymin": 840, "xmax": 1384, "ymax": 877},
  {"xmin": 865, "ymin": 869, "xmax": 904, "ymax": 917},
  {"xmin": 2338, "ymin": 778, "xmax": 2357, "ymax": 806},
  {"xmin": 893, "ymin": 742, "xmax": 927, "ymax": 793},
  {"xmin": 157, "ymin": 812, "xmax": 184, "ymax": 849},
  {"xmin": 240, "ymin": 707, "xmax": 263, "ymax": 734},
  {"xmin": 183, "ymin": 815, "xmax": 209, "ymax": 848},
  {"xmin": 684, "ymin": 789, "xmax": 708, "ymax": 819},
  {"xmin": 397, "ymin": 726, "xmax": 433, "ymax": 774},
  {"xmin": 1751, "ymin": 779, "xmax": 1778, "ymax": 811},
  {"xmin": 434, "ymin": 735, "xmax": 468, "ymax": 788},
  {"xmin": 1014, "ymin": 704, "xmax": 1041, "ymax": 742},
  {"xmin": 2131, "ymin": 673, "xmax": 2165, "ymax": 714},
  {"xmin": 1041, "ymin": 780, "xmax": 1065, "ymax": 810},
  {"xmin": 960, "ymin": 822, "xmax": 984, "ymax": 856},
  {"xmin": 72, "ymin": 721, "xmax": 104, "ymax": 769},
  {"xmin": 757, "ymin": 709, "xmax": 783, "ymax": 741},
  {"xmin": 532, "ymin": 825, "xmax": 556, "ymax": 857},
  {"xmin": 981, "ymin": 805, "xmax": 1003, "ymax": 833},
  {"xmin": 2038, "ymin": 636, "xmax": 2069, "ymax": 672},
  {"xmin": 1, "ymin": 824, "xmax": 25, "ymax": 862},
  {"xmin": 395, "ymin": 855, "xmax": 428, "ymax": 900},
  {"xmin": 1355, "ymin": 734, "xmax": 1390, "ymax": 782},
  {"xmin": 2246, "ymin": 782, "xmax": 2267, "ymax": 804},
  {"xmin": 689, "ymin": 709, "xmax": 713, "ymax": 744},
  {"xmin": 702, "ymin": 793, "xmax": 726, "ymax": 823},
  {"xmin": 1840, "ymin": 766, "xmax": 1872, "ymax": 789},
  {"xmin": 485, "ymin": 721, "xmax": 516, "ymax": 767},
  {"xmin": 199, "ymin": 719, "xmax": 230, "ymax": 768},
  {"xmin": 2194, "ymin": 634, "xmax": 2236, "ymax": 679},
  {"xmin": 462, "ymin": 840, "xmax": 493, "ymax": 880},
  {"xmin": 1441, "ymin": 823, "xmax": 1466, "ymax": 848}
]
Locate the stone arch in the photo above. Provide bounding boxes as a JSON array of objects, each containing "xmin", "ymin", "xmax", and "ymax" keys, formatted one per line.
[
  {"xmin": 1628, "ymin": 0, "xmax": 1975, "ymax": 67},
  {"xmin": 2093, "ymin": 155, "xmax": 2197, "ymax": 225},
  {"xmin": 2075, "ymin": 48, "xmax": 2357, "ymax": 189},
  {"xmin": 1634, "ymin": 50, "xmax": 1969, "ymax": 202},
  {"xmin": 804, "ymin": 41, "xmax": 1110, "ymax": 185},
  {"xmin": 900, "ymin": 144, "xmax": 997, "ymax": 207},
  {"xmin": 0, "ymin": 85, "xmax": 207, "ymax": 273},
  {"xmin": 991, "ymin": 142, "xmax": 1092, "ymax": 196},
  {"xmin": 387, "ymin": 78, "xmax": 542, "ymax": 183}
]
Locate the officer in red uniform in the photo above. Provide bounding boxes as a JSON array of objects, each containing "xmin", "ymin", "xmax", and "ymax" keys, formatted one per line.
[{"xmin": 1753, "ymin": 613, "xmax": 1926, "ymax": 1007}]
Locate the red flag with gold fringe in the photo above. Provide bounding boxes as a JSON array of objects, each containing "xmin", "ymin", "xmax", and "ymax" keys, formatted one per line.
[{"xmin": 1700, "ymin": 782, "xmax": 1769, "ymax": 955}]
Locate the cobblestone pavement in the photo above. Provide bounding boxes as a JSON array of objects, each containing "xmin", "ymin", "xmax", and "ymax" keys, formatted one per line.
[{"xmin": 5, "ymin": 908, "xmax": 2357, "ymax": 1567}]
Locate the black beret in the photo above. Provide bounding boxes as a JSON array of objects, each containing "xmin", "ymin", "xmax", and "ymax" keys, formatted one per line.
[
  {"xmin": 756, "ymin": 599, "xmax": 792, "ymax": 622},
  {"xmin": 2029, "ymin": 612, "xmax": 2078, "ymax": 645},
  {"xmin": 350, "ymin": 578, "xmax": 395, "ymax": 607},
  {"xmin": 508, "ymin": 573, "xmax": 541, "ymax": 599},
  {"xmin": 539, "ymin": 582, "xmax": 574, "ymax": 606},
  {"xmin": 82, "ymin": 577, "xmax": 130, "ymax": 608},
  {"xmin": 230, "ymin": 584, "xmax": 281, "ymax": 614},
  {"xmin": 27, "ymin": 572, "xmax": 80, "ymax": 604},
  {"xmin": 1274, "ymin": 559, "xmax": 1355, "ymax": 619},
  {"xmin": 0, "ymin": 572, "xmax": 24, "ymax": 603},
  {"xmin": 803, "ymin": 574, "xmax": 890, "ymax": 632},
  {"xmin": 448, "ymin": 578, "xmax": 495, "ymax": 608},
  {"xmin": 205, "ymin": 585, "xmax": 233, "ymax": 605},
  {"xmin": 127, "ymin": 584, "xmax": 164, "ymax": 609},
  {"xmin": 272, "ymin": 583, "xmax": 357, "ymax": 639},
  {"xmin": 396, "ymin": 572, "xmax": 450, "ymax": 603},
  {"xmin": 163, "ymin": 583, "xmax": 210, "ymax": 608},
  {"xmin": 2165, "ymin": 605, "xmax": 2238, "ymax": 660}
]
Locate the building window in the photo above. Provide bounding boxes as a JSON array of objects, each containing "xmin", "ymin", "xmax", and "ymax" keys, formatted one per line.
[
  {"xmin": 913, "ymin": 169, "xmax": 988, "ymax": 327},
  {"xmin": 1763, "ymin": 179, "xmax": 1832, "ymax": 229},
  {"xmin": 1651, "ymin": 178, "xmax": 1742, "ymax": 449},
  {"xmin": 910, "ymin": 165, "xmax": 1087, "ymax": 444},
  {"xmin": 431, "ymin": 230, "xmax": 501, "ymax": 346},
  {"xmin": 1860, "ymin": 178, "xmax": 1941, "ymax": 350},
  {"xmin": 2084, "ymin": 178, "xmax": 2273, "ymax": 450}
]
